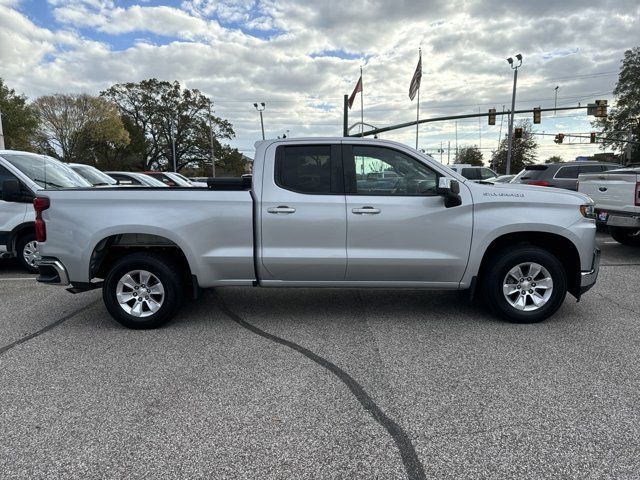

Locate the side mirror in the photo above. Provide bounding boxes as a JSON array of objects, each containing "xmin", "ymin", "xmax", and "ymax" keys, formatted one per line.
[
  {"xmin": 437, "ymin": 177, "xmax": 462, "ymax": 208},
  {"xmin": 1, "ymin": 179, "xmax": 27, "ymax": 203}
]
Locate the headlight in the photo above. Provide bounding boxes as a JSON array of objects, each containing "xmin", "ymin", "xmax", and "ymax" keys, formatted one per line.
[{"xmin": 580, "ymin": 204, "xmax": 595, "ymax": 219}]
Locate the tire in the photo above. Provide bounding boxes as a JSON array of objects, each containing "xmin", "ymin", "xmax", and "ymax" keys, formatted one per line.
[
  {"xmin": 102, "ymin": 252, "xmax": 184, "ymax": 329},
  {"xmin": 16, "ymin": 232, "xmax": 39, "ymax": 273},
  {"xmin": 609, "ymin": 227, "xmax": 640, "ymax": 247},
  {"xmin": 482, "ymin": 246, "xmax": 567, "ymax": 324}
]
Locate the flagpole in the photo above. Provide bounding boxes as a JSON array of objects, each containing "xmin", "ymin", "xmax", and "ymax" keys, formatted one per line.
[
  {"xmin": 416, "ymin": 86, "xmax": 420, "ymax": 149},
  {"xmin": 360, "ymin": 66, "xmax": 364, "ymax": 137}
]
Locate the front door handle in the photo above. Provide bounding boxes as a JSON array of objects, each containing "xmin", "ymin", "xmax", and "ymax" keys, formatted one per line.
[
  {"xmin": 267, "ymin": 205, "xmax": 296, "ymax": 214},
  {"xmin": 352, "ymin": 206, "xmax": 381, "ymax": 215}
]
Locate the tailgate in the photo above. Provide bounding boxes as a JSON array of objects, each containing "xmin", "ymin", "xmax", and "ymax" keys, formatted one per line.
[{"xmin": 578, "ymin": 170, "xmax": 639, "ymax": 213}]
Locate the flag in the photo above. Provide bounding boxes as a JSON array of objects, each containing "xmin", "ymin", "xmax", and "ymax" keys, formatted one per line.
[
  {"xmin": 348, "ymin": 75, "xmax": 362, "ymax": 109},
  {"xmin": 409, "ymin": 52, "xmax": 422, "ymax": 101}
]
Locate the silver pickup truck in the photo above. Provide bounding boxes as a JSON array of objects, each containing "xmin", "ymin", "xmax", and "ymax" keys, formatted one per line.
[
  {"xmin": 578, "ymin": 167, "xmax": 640, "ymax": 246},
  {"xmin": 18, "ymin": 138, "xmax": 600, "ymax": 329}
]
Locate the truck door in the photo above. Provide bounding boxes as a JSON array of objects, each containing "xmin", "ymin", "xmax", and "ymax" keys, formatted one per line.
[
  {"xmin": 260, "ymin": 143, "xmax": 347, "ymax": 282},
  {"xmin": 343, "ymin": 144, "xmax": 473, "ymax": 285},
  {"xmin": 0, "ymin": 165, "xmax": 28, "ymax": 253}
]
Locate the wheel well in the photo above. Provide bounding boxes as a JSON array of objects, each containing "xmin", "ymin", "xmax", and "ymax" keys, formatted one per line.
[
  {"xmin": 9, "ymin": 223, "xmax": 35, "ymax": 254},
  {"xmin": 477, "ymin": 232, "xmax": 581, "ymax": 298},
  {"xmin": 90, "ymin": 234, "xmax": 193, "ymax": 286}
]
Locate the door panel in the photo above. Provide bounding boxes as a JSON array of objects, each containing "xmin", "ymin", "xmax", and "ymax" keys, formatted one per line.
[
  {"xmin": 260, "ymin": 144, "xmax": 347, "ymax": 281},
  {"xmin": 344, "ymin": 144, "xmax": 473, "ymax": 283}
]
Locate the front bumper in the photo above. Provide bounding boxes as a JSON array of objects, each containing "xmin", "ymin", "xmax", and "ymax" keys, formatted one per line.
[
  {"xmin": 36, "ymin": 257, "xmax": 70, "ymax": 286},
  {"xmin": 579, "ymin": 248, "xmax": 600, "ymax": 295}
]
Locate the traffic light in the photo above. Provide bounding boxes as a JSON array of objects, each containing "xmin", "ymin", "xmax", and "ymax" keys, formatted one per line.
[
  {"xmin": 554, "ymin": 133, "xmax": 565, "ymax": 144},
  {"xmin": 488, "ymin": 108, "xmax": 496, "ymax": 125},
  {"xmin": 595, "ymin": 99, "xmax": 608, "ymax": 118},
  {"xmin": 514, "ymin": 127, "xmax": 523, "ymax": 139},
  {"xmin": 533, "ymin": 107, "xmax": 541, "ymax": 124},
  {"xmin": 590, "ymin": 132, "xmax": 596, "ymax": 143}
]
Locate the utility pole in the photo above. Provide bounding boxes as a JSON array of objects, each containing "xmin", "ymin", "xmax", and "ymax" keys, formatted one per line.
[
  {"xmin": 478, "ymin": 106, "xmax": 481, "ymax": 149},
  {"xmin": 554, "ymin": 86, "xmax": 559, "ymax": 116},
  {"xmin": 208, "ymin": 101, "xmax": 216, "ymax": 177},
  {"xmin": 455, "ymin": 121, "xmax": 458, "ymax": 160},
  {"xmin": 506, "ymin": 54, "xmax": 523, "ymax": 175},
  {"xmin": 625, "ymin": 128, "xmax": 633, "ymax": 165},
  {"xmin": 440, "ymin": 141, "xmax": 443, "ymax": 163},
  {"xmin": 0, "ymin": 110, "xmax": 5, "ymax": 150},
  {"xmin": 447, "ymin": 140, "xmax": 450, "ymax": 165}
]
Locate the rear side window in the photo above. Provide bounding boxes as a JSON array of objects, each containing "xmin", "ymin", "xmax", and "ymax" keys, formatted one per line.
[
  {"xmin": 555, "ymin": 166, "xmax": 580, "ymax": 179},
  {"xmin": 579, "ymin": 165, "xmax": 605, "ymax": 174},
  {"xmin": 461, "ymin": 168, "xmax": 481, "ymax": 180},
  {"xmin": 276, "ymin": 145, "xmax": 332, "ymax": 194}
]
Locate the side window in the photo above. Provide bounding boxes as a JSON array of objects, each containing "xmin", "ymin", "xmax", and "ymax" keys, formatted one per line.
[
  {"xmin": 480, "ymin": 168, "xmax": 496, "ymax": 179},
  {"xmin": 580, "ymin": 165, "xmax": 605, "ymax": 174},
  {"xmin": 461, "ymin": 168, "xmax": 481, "ymax": 180},
  {"xmin": 0, "ymin": 165, "xmax": 18, "ymax": 197},
  {"xmin": 276, "ymin": 145, "xmax": 332, "ymax": 194},
  {"xmin": 555, "ymin": 166, "xmax": 580, "ymax": 179},
  {"xmin": 352, "ymin": 146, "xmax": 438, "ymax": 195}
]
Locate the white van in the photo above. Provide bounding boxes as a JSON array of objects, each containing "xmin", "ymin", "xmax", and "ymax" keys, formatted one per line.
[{"xmin": 0, "ymin": 150, "xmax": 91, "ymax": 271}]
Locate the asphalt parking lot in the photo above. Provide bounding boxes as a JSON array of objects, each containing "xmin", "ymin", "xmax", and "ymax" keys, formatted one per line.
[{"xmin": 1, "ymin": 232, "xmax": 638, "ymax": 479}]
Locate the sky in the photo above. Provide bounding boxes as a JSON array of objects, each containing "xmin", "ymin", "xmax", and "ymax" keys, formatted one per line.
[{"xmin": 1, "ymin": 0, "xmax": 639, "ymax": 163}]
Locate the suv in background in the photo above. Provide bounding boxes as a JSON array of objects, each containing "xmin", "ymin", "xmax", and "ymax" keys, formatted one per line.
[
  {"xmin": 511, "ymin": 161, "xmax": 621, "ymax": 190},
  {"xmin": 448, "ymin": 164, "xmax": 497, "ymax": 182}
]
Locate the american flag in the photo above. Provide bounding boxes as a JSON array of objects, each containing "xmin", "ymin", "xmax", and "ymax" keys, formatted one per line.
[
  {"xmin": 409, "ymin": 52, "xmax": 422, "ymax": 101},
  {"xmin": 348, "ymin": 75, "xmax": 362, "ymax": 109}
]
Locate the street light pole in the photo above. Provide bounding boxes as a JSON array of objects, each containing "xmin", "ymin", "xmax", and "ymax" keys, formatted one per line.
[
  {"xmin": 554, "ymin": 86, "xmax": 559, "ymax": 116},
  {"xmin": 171, "ymin": 118, "xmax": 177, "ymax": 172},
  {"xmin": 254, "ymin": 102, "xmax": 266, "ymax": 140},
  {"xmin": 505, "ymin": 53, "xmax": 522, "ymax": 175},
  {"xmin": 208, "ymin": 101, "xmax": 215, "ymax": 177},
  {"xmin": 0, "ymin": 110, "xmax": 5, "ymax": 150}
]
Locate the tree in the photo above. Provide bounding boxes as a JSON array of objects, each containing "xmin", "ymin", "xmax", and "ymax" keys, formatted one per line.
[
  {"xmin": 545, "ymin": 155, "xmax": 564, "ymax": 164},
  {"xmin": 490, "ymin": 120, "xmax": 538, "ymax": 174},
  {"xmin": 0, "ymin": 78, "xmax": 38, "ymax": 151},
  {"xmin": 455, "ymin": 145, "xmax": 484, "ymax": 166},
  {"xmin": 32, "ymin": 94, "xmax": 129, "ymax": 164},
  {"xmin": 594, "ymin": 47, "xmax": 640, "ymax": 164},
  {"xmin": 102, "ymin": 79, "xmax": 235, "ymax": 172}
]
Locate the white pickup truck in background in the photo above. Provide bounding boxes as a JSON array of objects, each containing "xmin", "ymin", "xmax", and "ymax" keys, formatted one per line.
[{"xmin": 578, "ymin": 167, "xmax": 640, "ymax": 246}]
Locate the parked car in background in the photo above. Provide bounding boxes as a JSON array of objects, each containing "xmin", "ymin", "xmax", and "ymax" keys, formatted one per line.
[
  {"xmin": 143, "ymin": 171, "xmax": 193, "ymax": 187},
  {"xmin": 486, "ymin": 174, "xmax": 515, "ymax": 184},
  {"xmin": 448, "ymin": 164, "xmax": 497, "ymax": 182},
  {"xmin": 105, "ymin": 172, "xmax": 169, "ymax": 187},
  {"xmin": 511, "ymin": 162, "xmax": 621, "ymax": 190},
  {"xmin": 32, "ymin": 138, "xmax": 599, "ymax": 329},
  {"xmin": 69, "ymin": 163, "xmax": 118, "ymax": 186},
  {"xmin": 1, "ymin": 150, "xmax": 91, "ymax": 272},
  {"xmin": 172, "ymin": 172, "xmax": 207, "ymax": 187},
  {"xmin": 578, "ymin": 167, "xmax": 640, "ymax": 246}
]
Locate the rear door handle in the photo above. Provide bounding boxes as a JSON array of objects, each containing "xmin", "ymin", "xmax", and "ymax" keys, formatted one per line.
[
  {"xmin": 267, "ymin": 206, "xmax": 296, "ymax": 214},
  {"xmin": 352, "ymin": 206, "xmax": 381, "ymax": 215}
]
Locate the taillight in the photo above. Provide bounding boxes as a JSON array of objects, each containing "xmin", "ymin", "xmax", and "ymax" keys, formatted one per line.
[
  {"xmin": 526, "ymin": 180, "xmax": 550, "ymax": 186},
  {"xmin": 636, "ymin": 181, "xmax": 640, "ymax": 207},
  {"xmin": 33, "ymin": 197, "xmax": 50, "ymax": 242}
]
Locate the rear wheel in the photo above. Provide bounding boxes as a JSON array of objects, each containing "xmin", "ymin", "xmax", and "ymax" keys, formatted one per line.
[
  {"xmin": 482, "ymin": 246, "xmax": 567, "ymax": 323},
  {"xmin": 609, "ymin": 227, "xmax": 640, "ymax": 246},
  {"xmin": 16, "ymin": 232, "xmax": 39, "ymax": 273},
  {"xmin": 103, "ymin": 253, "xmax": 184, "ymax": 329}
]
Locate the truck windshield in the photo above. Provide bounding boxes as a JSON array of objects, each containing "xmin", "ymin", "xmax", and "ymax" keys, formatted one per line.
[
  {"xmin": 71, "ymin": 164, "xmax": 117, "ymax": 186},
  {"xmin": 1, "ymin": 153, "xmax": 92, "ymax": 189}
]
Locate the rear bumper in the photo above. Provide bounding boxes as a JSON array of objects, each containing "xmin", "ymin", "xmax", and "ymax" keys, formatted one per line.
[
  {"xmin": 579, "ymin": 248, "xmax": 600, "ymax": 295},
  {"xmin": 596, "ymin": 209, "xmax": 640, "ymax": 228},
  {"xmin": 36, "ymin": 257, "xmax": 70, "ymax": 286}
]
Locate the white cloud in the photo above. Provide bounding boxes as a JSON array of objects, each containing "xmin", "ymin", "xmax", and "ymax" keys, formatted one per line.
[{"xmin": 1, "ymin": 0, "xmax": 640, "ymax": 161}]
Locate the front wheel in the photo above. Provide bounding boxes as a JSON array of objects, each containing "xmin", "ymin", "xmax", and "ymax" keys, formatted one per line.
[
  {"xmin": 103, "ymin": 253, "xmax": 184, "ymax": 329},
  {"xmin": 482, "ymin": 246, "xmax": 567, "ymax": 324},
  {"xmin": 609, "ymin": 227, "xmax": 640, "ymax": 246}
]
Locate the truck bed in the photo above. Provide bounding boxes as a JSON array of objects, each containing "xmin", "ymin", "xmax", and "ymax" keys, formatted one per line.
[{"xmin": 578, "ymin": 168, "xmax": 640, "ymax": 216}]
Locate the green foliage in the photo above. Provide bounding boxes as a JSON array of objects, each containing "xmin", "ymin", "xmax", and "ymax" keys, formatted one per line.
[
  {"xmin": 545, "ymin": 155, "xmax": 564, "ymax": 164},
  {"xmin": 454, "ymin": 145, "xmax": 484, "ymax": 166},
  {"xmin": 102, "ymin": 79, "xmax": 235, "ymax": 172},
  {"xmin": 491, "ymin": 120, "xmax": 538, "ymax": 174},
  {"xmin": 32, "ymin": 94, "xmax": 129, "ymax": 164},
  {"xmin": 0, "ymin": 78, "xmax": 38, "ymax": 151},
  {"xmin": 594, "ymin": 47, "xmax": 640, "ymax": 163}
]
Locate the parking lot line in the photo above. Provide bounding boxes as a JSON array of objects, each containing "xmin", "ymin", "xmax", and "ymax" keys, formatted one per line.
[{"xmin": 0, "ymin": 277, "xmax": 37, "ymax": 281}]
